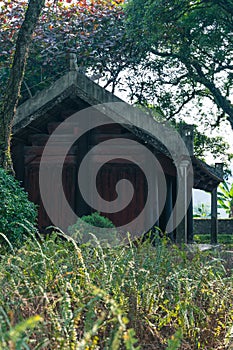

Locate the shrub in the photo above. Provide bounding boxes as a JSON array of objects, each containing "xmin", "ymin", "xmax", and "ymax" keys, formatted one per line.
[
  {"xmin": 68, "ymin": 211, "xmax": 117, "ymax": 245},
  {"xmin": 80, "ymin": 211, "xmax": 115, "ymax": 228},
  {"xmin": 0, "ymin": 168, "xmax": 37, "ymax": 248}
]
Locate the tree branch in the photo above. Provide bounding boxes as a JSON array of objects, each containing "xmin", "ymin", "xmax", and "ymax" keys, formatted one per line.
[{"xmin": 190, "ymin": 59, "xmax": 233, "ymax": 128}]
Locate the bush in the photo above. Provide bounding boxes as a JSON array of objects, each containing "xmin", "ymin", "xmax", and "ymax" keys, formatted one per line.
[
  {"xmin": 0, "ymin": 168, "xmax": 37, "ymax": 248},
  {"xmin": 80, "ymin": 211, "xmax": 115, "ymax": 228},
  {"xmin": 68, "ymin": 211, "xmax": 117, "ymax": 245}
]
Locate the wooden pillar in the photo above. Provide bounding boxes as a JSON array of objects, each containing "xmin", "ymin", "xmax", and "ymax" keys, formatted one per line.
[
  {"xmin": 175, "ymin": 159, "xmax": 191, "ymax": 244},
  {"xmin": 175, "ymin": 160, "xmax": 188, "ymax": 243},
  {"xmin": 176, "ymin": 123, "xmax": 194, "ymax": 244},
  {"xmin": 172, "ymin": 176, "xmax": 177, "ymax": 234},
  {"xmin": 210, "ymin": 163, "xmax": 224, "ymax": 244},
  {"xmin": 158, "ymin": 175, "xmax": 172, "ymax": 236},
  {"xmin": 147, "ymin": 173, "xmax": 162, "ymax": 243},
  {"xmin": 154, "ymin": 176, "xmax": 160, "ymax": 228},
  {"xmin": 211, "ymin": 187, "xmax": 218, "ymax": 244},
  {"xmin": 187, "ymin": 197, "xmax": 193, "ymax": 243},
  {"xmin": 166, "ymin": 176, "xmax": 174, "ymax": 240}
]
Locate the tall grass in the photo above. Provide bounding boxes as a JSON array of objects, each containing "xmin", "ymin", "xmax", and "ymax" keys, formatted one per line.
[{"xmin": 0, "ymin": 232, "xmax": 232, "ymax": 349}]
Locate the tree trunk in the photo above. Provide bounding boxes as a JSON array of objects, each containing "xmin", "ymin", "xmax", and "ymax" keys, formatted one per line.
[{"xmin": 0, "ymin": 0, "xmax": 45, "ymax": 172}]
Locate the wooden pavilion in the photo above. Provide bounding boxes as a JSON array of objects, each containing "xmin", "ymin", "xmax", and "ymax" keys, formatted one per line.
[{"xmin": 12, "ymin": 66, "xmax": 223, "ymax": 243}]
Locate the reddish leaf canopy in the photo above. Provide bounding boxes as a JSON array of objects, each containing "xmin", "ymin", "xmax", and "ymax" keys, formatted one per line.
[{"xmin": 0, "ymin": 0, "xmax": 127, "ymax": 102}]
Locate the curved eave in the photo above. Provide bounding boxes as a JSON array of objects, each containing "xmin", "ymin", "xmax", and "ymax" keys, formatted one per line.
[{"xmin": 192, "ymin": 157, "xmax": 223, "ymax": 192}]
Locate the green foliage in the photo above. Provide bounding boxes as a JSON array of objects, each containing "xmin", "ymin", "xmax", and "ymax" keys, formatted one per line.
[
  {"xmin": 193, "ymin": 203, "xmax": 211, "ymax": 218},
  {"xmin": 218, "ymin": 181, "xmax": 233, "ymax": 218},
  {"xmin": 2, "ymin": 0, "xmax": 233, "ymax": 131},
  {"xmin": 125, "ymin": 0, "xmax": 233, "ymax": 128},
  {"xmin": 0, "ymin": 0, "xmax": 127, "ymax": 104},
  {"xmin": 166, "ymin": 329, "xmax": 183, "ymax": 350},
  {"xmin": 79, "ymin": 211, "xmax": 115, "ymax": 229},
  {"xmin": 0, "ymin": 233, "xmax": 139, "ymax": 349},
  {"xmin": 68, "ymin": 211, "xmax": 117, "ymax": 245},
  {"xmin": 176, "ymin": 120, "xmax": 232, "ymax": 177},
  {"xmin": 194, "ymin": 233, "xmax": 233, "ymax": 245},
  {"xmin": 0, "ymin": 232, "xmax": 232, "ymax": 349},
  {"xmin": 139, "ymin": 111, "xmax": 232, "ymax": 169},
  {"xmin": 192, "ymin": 127, "xmax": 233, "ymax": 168},
  {"xmin": 0, "ymin": 167, "xmax": 37, "ymax": 248},
  {"xmin": 1, "ymin": 313, "xmax": 43, "ymax": 349}
]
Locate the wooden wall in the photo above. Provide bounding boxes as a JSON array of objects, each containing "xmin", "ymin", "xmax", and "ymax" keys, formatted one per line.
[{"xmin": 12, "ymin": 120, "xmax": 177, "ymax": 236}]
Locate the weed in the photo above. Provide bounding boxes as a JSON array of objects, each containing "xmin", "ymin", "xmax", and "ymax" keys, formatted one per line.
[{"xmin": 0, "ymin": 233, "xmax": 232, "ymax": 349}]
